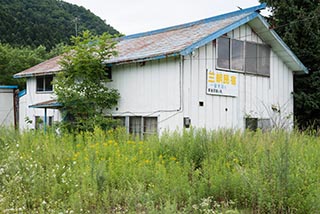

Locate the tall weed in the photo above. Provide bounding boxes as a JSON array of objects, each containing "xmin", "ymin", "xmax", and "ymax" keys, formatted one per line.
[{"xmin": 0, "ymin": 128, "xmax": 319, "ymax": 213}]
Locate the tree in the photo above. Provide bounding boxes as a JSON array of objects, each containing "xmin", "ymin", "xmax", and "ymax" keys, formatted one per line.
[
  {"xmin": 54, "ymin": 31, "xmax": 120, "ymax": 132},
  {"xmin": 0, "ymin": 42, "xmax": 65, "ymax": 89},
  {"xmin": 0, "ymin": 0, "xmax": 119, "ymax": 50},
  {"xmin": 261, "ymin": 0, "xmax": 320, "ymax": 129}
]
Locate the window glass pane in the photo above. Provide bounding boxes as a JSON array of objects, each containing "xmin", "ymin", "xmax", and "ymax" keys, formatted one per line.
[
  {"xmin": 48, "ymin": 116, "xmax": 53, "ymax": 126},
  {"xmin": 45, "ymin": 75, "xmax": 53, "ymax": 91},
  {"xmin": 245, "ymin": 118, "xmax": 258, "ymax": 131},
  {"xmin": 258, "ymin": 44, "xmax": 270, "ymax": 76},
  {"xmin": 231, "ymin": 40, "xmax": 244, "ymax": 71},
  {"xmin": 144, "ymin": 117, "xmax": 158, "ymax": 136},
  {"xmin": 245, "ymin": 42, "xmax": 257, "ymax": 73},
  {"xmin": 129, "ymin": 116, "xmax": 142, "ymax": 135},
  {"xmin": 258, "ymin": 118, "xmax": 271, "ymax": 131},
  {"xmin": 35, "ymin": 116, "xmax": 46, "ymax": 129},
  {"xmin": 217, "ymin": 37, "xmax": 230, "ymax": 69},
  {"xmin": 105, "ymin": 66, "xmax": 112, "ymax": 80},
  {"xmin": 36, "ymin": 76, "xmax": 44, "ymax": 91}
]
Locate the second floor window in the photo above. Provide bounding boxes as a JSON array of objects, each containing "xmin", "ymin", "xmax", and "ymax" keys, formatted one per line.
[
  {"xmin": 36, "ymin": 75, "xmax": 53, "ymax": 92},
  {"xmin": 217, "ymin": 37, "xmax": 270, "ymax": 76}
]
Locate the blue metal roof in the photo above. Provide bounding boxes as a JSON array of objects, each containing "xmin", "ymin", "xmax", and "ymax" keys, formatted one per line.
[
  {"xmin": 14, "ymin": 3, "xmax": 307, "ymax": 76},
  {"xmin": 18, "ymin": 89, "xmax": 26, "ymax": 98},
  {"xmin": 29, "ymin": 100, "xmax": 63, "ymax": 109},
  {"xmin": 14, "ymin": 56, "xmax": 61, "ymax": 78},
  {"xmin": 0, "ymin": 85, "xmax": 18, "ymax": 89},
  {"xmin": 250, "ymin": 15, "xmax": 308, "ymax": 74},
  {"xmin": 107, "ymin": 4, "xmax": 267, "ymax": 64}
]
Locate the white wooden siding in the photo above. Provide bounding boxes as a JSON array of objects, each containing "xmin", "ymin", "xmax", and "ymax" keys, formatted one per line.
[
  {"xmin": 0, "ymin": 89, "xmax": 15, "ymax": 126},
  {"xmin": 19, "ymin": 78, "xmax": 61, "ymax": 130},
  {"xmin": 182, "ymin": 24, "xmax": 294, "ymax": 130},
  {"xmin": 19, "ymin": 24, "xmax": 295, "ymax": 132},
  {"xmin": 110, "ymin": 57, "xmax": 183, "ymax": 133}
]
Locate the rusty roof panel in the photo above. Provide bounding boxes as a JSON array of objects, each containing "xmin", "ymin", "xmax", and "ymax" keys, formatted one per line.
[
  {"xmin": 107, "ymin": 12, "xmax": 252, "ymax": 64},
  {"xmin": 14, "ymin": 55, "xmax": 62, "ymax": 78},
  {"xmin": 14, "ymin": 4, "xmax": 268, "ymax": 78}
]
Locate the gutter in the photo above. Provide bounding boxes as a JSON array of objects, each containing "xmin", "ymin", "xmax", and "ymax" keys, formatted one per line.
[
  {"xmin": 13, "ymin": 71, "xmax": 58, "ymax": 79},
  {"xmin": 106, "ymin": 52, "xmax": 180, "ymax": 65}
]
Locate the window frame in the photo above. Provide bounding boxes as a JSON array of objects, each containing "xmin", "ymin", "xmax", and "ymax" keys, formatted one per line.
[
  {"xmin": 143, "ymin": 117, "xmax": 158, "ymax": 137},
  {"xmin": 257, "ymin": 44, "xmax": 271, "ymax": 76},
  {"xmin": 216, "ymin": 37, "xmax": 270, "ymax": 77},
  {"xmin": 231, "ymin": 39, "xmax": 245, "ymax": 71},
  {"xmin": 216, "ymin": 37, "xmax": 231, "ymax": 70},
  {"xmin": 129, "ymin": 116, "xmax": 143, "ymax": 136},
  {"xmin": 36, "ymin": 75, "xmax": 54, "ymax": 93},
  {"xmin": 35, "ymin": 116, "xmax": 53, "ymax": 130},
  {"xmin": 245, "ymin": 41, "xmax": 258, "ymax": 74},
  {"xmin": 118, "ymin": 116, "xmax": 159, "ymax": 139},
  {"xmin": 105, "ymin": 66, "xmax": 113, "ymax": 81}
]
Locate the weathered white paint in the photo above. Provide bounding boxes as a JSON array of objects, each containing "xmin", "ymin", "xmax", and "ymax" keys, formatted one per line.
[
  {"xmin": 19, "ymin": 24, "xmax": 295, "ymax": 132},
  {"xmin": 109, "ymin": 57, "xmax": 183, "ymax": 134},
  {"xmin": 0, "ymin": 88, "xmax": 15, "ymax": 127},
  {"xmin": 19, "ymin": 78, "xmax": 61, "ymax": 130},
  {"xmin": 181, "ymin": 24, "xmax": 294, "ymax": 131}
]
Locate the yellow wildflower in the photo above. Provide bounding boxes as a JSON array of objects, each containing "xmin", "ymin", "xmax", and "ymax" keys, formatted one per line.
[{"xmin": 170, "ymin": 157, "xmax": 177, "ymax": 161}]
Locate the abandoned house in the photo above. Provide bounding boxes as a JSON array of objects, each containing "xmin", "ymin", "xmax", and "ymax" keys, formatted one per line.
[{"xmin": 14, "ymin": 4, "xmax": 307, "ymax": 135}]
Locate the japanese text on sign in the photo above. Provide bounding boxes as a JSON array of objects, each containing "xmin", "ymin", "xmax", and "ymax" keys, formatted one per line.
[{"xmin": 207, "ymin": 70, "xmax": 238, "ymax": 97}]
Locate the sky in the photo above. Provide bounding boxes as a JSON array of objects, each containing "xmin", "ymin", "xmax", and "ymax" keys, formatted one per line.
[{"xmin": 64, "ymin": 0, "xmax": 268, "ymax": 35}]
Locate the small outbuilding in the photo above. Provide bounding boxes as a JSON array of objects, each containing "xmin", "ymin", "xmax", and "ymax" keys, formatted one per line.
[
  {"xmin": 0, "ymin": 85, "xmax": 18, "ymax": 128},
  {"xmin": 14, "ymin": 4, "xmax": 307, "ymax": 134}
]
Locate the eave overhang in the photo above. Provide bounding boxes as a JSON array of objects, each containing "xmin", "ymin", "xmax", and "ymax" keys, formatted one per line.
[
  {"xmin": 249, "ymin": 15, "xmax": 308, "ymax": 75},
  {"xmin": 29, "ymin": 100, "xmax": 63, "ymax": 109}
]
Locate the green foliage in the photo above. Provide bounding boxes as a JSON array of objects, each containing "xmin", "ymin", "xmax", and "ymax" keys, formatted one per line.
[
  {"xmin": 260, "ymin": 0, "xmax": 320, "ymax": 129},
  {"xmin": 1, "ymin": 128, "xmax": 320, "ymax": 213},
  {"xmin": 0, "ymin": 0, "xmax": 119, "ymax": 50},
  {"xmin": 0, "ymin": 43, "xmax": 61, "ymax": 88},
  {"xmin": 54, "ymin": 31, "xmax": 120, "ymax": 132}
]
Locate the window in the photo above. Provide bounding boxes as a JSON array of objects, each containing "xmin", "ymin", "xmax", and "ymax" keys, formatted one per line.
[
  {"xmin": 231, "ymin": 40, "xmax": 244, "ymax": 70},
  {"xmin": 258, "ymin": 44, "xmax": 270, "ymax": 76},
  {"xmin": 245, "ymin": 42, "xmax": 258, "ymax": 74},
  {"xmin": 36, "ymin": 75, "xmax": 53, "ymax": 92},
  {"xmin": 245, "ymin": 118, "xmax": 258, "ymax": 131},
  {"xmin": 125, "ymin": 116, "xmax": 158, "ymax": 138},
  {"xmin": 143, "ymin": 117, "xmax": 158, "ymax": 136},
  {"xmin": 217, "ymin": 37, "xmax": 270, "ymax": 76},
  {"xmin": 105, "ymin": 66, "xmax": 112, "ymax": 80},
  {"xmin": 35, "ymin": 116, "xmax": 53, "ymax": 130},
  {"xmin": 245, "ymin": 118, "xmax": 271, "ymax": 131},
  {"xmin": 217, "ymin": 37, "xmax": 230, "ymax": 69},
  {"xmin": 129, "ymin": 116, "xmax": 142, "ymax": 136}
]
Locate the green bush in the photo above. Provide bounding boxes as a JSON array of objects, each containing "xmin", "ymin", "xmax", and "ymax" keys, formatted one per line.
[{"xmin": 0, "ymin": 128, "xmax": 319, "ymax": 213}]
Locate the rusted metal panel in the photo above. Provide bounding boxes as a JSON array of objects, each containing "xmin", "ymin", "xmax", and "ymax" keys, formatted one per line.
[
  {"xmin": 107, "ymin": 12, "xmax": 252, "ymax": 64},
  {"xmin": 14, "ymin": 56, "xmax": 62, "ymax": 78},
  {"xmin": 14, "ymin": 10, "xmax": 255, "ymax": 78}
]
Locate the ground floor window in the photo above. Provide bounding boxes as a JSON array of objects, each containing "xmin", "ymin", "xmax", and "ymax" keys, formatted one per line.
[
  {"xmin": 245, "ymin": 117, "xmax": 271, "ymax": 131},
  {"xmin": 143, "ymin": 117, "xmax": 158, "ymax": 136},
  {"xmin": 113, "ymin": 116, "xmax": 158, "ymax": 138},
  {"xmin": 35, "ymin": 116, "xmax": 53, "ymax": 130},
  {"xmin": 129, "ymin": 116, "xmax": 142, "ymax": 136}
]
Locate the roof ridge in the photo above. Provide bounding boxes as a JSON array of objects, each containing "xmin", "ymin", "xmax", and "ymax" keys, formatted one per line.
[{"xmin": 120, "ymin": 3, "xmax": 266, "ymax": 41}]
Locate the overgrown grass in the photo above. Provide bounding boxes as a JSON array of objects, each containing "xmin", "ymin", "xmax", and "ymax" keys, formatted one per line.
[{"xmin": 0, "ymin": 127, "xmax": 320, "ymax": 213}]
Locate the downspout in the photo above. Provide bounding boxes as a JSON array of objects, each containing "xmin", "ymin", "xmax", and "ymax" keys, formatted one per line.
[
  {"xmin": 13, "ymin": 89, "xmax": 18, "ymax": 129},
  {"xmin": 44, "ymin": 108, "xmax": 47, "ymax": 133},
  {"xmin": 179, "ymin": 55, "xmax": 184, "ymax": 112},
  {"xmin": 156, "ymin": 55, "xmax": 184, "ymax": 124}
]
